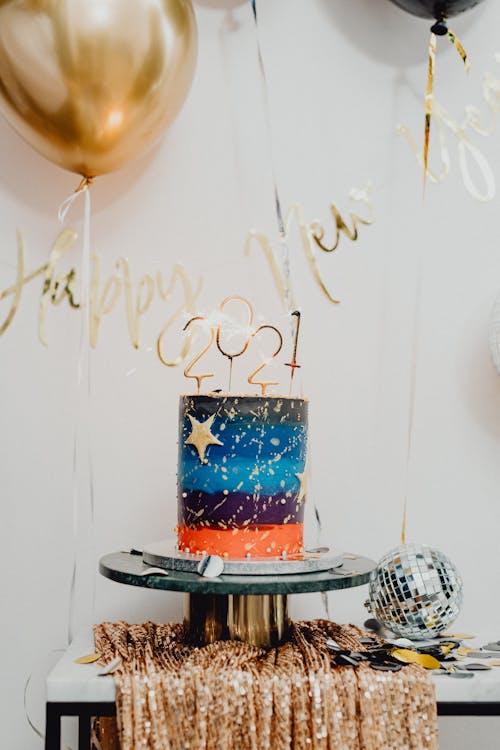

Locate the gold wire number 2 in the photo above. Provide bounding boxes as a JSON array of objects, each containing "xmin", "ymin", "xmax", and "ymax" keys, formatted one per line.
[
  {"xmin": 183, "ymin": 316, "xmax": 215, "ymax": 393},
  {"xmin": 247, "ymin": 325, "xmax": 283, "ymax": 396}
]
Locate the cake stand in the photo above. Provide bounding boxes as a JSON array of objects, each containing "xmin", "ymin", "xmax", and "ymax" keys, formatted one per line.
[{"xmin": 99, "ymin": 546, "xmax": 376, "ymax": 648}]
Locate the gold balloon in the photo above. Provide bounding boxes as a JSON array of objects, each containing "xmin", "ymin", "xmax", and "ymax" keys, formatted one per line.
[{"xmin": 0, "ymin": 0, "xmax": 197, "ymax": 177}]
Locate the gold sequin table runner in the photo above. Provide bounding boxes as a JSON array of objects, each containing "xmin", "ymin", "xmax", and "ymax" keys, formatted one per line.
[{"xmin": 93, "ymin": 620, "xmax": 438, "ymax": 750}]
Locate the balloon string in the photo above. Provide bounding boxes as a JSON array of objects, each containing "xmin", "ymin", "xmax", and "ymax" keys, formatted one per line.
[
  {"xmin": 423, "ymin": 26, "xmax": 470, "ymax": 193},
  {"xmin": 401, "ymin": 246, "xmax": 424, "ymax": 545},
  {"xmin": 249, "ymin": 0, "xmax": 293, "ymax": 324},
  {"xmin": 23, "ymin": 650, "xmax": 65, "ymax": 742},
  {"xmin": 250, "ymin": 1, "xmax": 325, "ymax": 613},
  {"xmin": 58, "ymin": 183, "xmax": 95, "ymax": 644},
  {"xmin": 24, "ymin": 185, "xmax": 94, "ymax": 741},
  {"xmin": 58, "ymin": 176, "xmax": 93, "ymax": 224},
  {"xmin": 23, "ymin": 674, "xmax": 44, "ymax": 741}
]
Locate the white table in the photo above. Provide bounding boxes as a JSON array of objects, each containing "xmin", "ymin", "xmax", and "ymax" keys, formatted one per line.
[
  {"xmin": 45, "ymin": 630, "xmax": 500, "ymax": 749},
  {"xmin": 45, "ymin": 632, "xmax": 115, "ymax": 750}
]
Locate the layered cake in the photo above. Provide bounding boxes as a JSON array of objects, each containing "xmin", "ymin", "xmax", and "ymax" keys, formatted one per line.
[{"xmin": 177, "ymin": 393, "xmax": 308, "ymax": 558}]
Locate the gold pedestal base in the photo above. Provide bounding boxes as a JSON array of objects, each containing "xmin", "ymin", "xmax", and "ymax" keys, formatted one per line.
[{"xmin": 184, "ymin": 593, "xmax": 289, "ymax": 648}]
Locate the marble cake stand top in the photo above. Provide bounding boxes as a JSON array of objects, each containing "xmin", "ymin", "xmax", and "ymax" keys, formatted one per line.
[{"xmin": 99, "ymin": 550, "xmax": 376, "ymax": 595}]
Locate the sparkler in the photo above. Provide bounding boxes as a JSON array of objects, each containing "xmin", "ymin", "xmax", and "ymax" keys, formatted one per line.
[{"xmin": 284, "ymin": 310, "xmax": 301, "ymax": 396}]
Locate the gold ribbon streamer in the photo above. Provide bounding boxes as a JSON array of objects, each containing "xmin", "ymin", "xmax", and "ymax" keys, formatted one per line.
[
  {"xmin": 408, "ymin": 21, "xmax": 471, "ymax": 538},
  {"xmin": 423, "ymin": 32, "xmax": 437, "ymax": 193},
  {"xmin": 401, "ymin": 230, "xmax": 424, "ymax": 546},
  {"xmin": 447, "ymin": 31, "xmax": 470, "ymax": 73},
  {"xmin": 423, "ymin": 25, "xmax": 470, "ymax": 193}
]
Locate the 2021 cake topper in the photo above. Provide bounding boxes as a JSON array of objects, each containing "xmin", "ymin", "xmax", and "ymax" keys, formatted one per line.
[{"xmin": 175, "ymin": 296, "xmax": 301, "ymax": 397}]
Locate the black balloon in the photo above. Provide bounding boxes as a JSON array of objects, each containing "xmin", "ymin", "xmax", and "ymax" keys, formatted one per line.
[{"xmin": 388, "ymin": 0, "xmax": 485, "ymax": 20}]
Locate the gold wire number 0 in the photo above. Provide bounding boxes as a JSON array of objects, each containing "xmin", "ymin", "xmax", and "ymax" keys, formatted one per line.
[{"xmin": 216, "ymin": 296, "xmax": 254, "ymax": 391}]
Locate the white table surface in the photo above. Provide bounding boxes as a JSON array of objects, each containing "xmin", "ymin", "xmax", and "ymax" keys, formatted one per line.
[
  {"xmin": 46, "ymin": 630, "xmax": 500, "ymax": 705},
  {"xmin": 46, "ymin": 631, "xmax": 115, "ymax": 703}
]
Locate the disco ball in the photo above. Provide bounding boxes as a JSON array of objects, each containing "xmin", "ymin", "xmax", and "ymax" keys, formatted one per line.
[{"xmin": 366, "ymin": 544, "xmax": 463, "ymax": 640}]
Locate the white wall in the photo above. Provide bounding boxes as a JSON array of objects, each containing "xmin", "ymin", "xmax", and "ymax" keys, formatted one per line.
[{"xmin": 2, "ymin": 0, "xmax": 500, "ymax": 747}]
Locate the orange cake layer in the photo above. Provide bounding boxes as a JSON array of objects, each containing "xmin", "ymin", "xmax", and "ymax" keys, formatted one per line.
[{"xmin": 178, "ymin": 524, "xmax": 304, "ymax": 558}]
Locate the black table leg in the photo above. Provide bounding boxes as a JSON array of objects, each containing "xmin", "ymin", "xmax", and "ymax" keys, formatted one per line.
[
  {"xmin": 438, "ymin": 702, "xmax": 500, "ymax": 716},
  {"xmin": 45, "ymin": 703, "xmax": 61, "ymax": 750},
  {"xmin": 44, "ymin": 703, "xmax": 116, "ymax": 750},
  {"xmin": 78, "ymin": 713, "xmax": 91, "ymax": 749}
]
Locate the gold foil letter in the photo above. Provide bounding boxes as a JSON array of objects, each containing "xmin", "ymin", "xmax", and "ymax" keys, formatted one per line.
[
  {"xmin": 38, "ymin": 229, "xmax": 78, "ymax": 345},
  {"xmin": 0, "ymin": 230, "xmax": 25, "ymax": 336},
  {"xmin": 89, "ymin": 256, "xmax": 122, "ymax": 347},
  {"xmin": 157, "ymin": 264, "xmax": 203, "ymax": 367}
]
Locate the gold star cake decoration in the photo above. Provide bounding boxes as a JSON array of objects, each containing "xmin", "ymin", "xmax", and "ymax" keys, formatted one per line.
[{"xmin": 185, "ymin": 413, "xmax": 223, "ymax": 463}]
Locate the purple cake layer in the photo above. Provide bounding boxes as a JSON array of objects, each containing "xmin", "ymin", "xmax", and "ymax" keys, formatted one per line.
[{"xmin": 179, "ymin": 490, "xmax": 304, "ymax": 528}]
